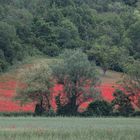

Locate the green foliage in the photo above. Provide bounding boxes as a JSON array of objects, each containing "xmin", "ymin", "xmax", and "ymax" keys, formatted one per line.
[
  {"xmin": 0, "ymin": 0, "xmax": 140, "ymax": 72},
  {"xmin": 57, "ymin": 19, "xmax": 80, "ymax": 49},
  {"xmin": 87, "ymin": 44, "xmax": 128, "ymax": 74},
  {"xmin": 123, "ymin": 0, "xmax": 138, "ymax": 6},
  {"xmin": 51, "ymin": 49, "xmax": 100, "ymax": 115},
  {"xmin": 87, "ymin": 100, "xmax": 112, "ymax": 116},
  {"xmin": 112, "ymin": 89, "xmax": 134, "ymax": 116},
  {"xmin": 127, "ymin": 20, "xmax": 140, "ymax": 59},
  {"xmin": 123, "ymin": 60, "xmax": 140, "ymax": 108},
  {"xmin": 55, "ymin": 95, "xmax": 73, "ymax": 116},
  {"xmin": 0, "ymin": 21, "xmax": 22, "ymax": 70},
  {"xmin": 16, "ymin": 63, "xmax": 54, "ymax": 114}
]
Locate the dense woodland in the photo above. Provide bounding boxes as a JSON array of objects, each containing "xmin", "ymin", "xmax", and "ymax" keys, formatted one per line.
[{"xmin": 0, "ymin": 0, "xmax": 140, "ymax": 72}]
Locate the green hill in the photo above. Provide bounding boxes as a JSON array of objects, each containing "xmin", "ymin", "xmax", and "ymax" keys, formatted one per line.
[{"xmin": 0, "ymin": 0, "xmax": 140, "ymax": 72}]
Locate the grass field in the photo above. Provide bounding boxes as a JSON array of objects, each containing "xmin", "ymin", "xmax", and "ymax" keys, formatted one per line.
[{"xmin": 0, "ymin": 117, "xmax": 140, "ymax": 140}]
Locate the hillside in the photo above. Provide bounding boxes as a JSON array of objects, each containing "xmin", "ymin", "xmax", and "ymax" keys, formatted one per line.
[
  {"xmin": 0, "ymin": 58, "xmax": 122, "ymax": 112},
  {"xmin": 0, "ymin": 0, "xmax": 139, "ymax": 114},
  {"xmin": 0, "ymin": 0, "xmax": 140, "ymax": 72}
]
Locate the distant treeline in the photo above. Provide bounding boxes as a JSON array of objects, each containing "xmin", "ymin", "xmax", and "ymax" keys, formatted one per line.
[{"xmin": 0, "ymin": 0, "xmax": 140, "ymax": 72}]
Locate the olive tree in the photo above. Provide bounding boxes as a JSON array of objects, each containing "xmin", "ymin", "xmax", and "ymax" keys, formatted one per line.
[
  {"xmin": 51, "ymin": 49, "xmax": 100, "ymax": 115},
  {"xmin": 16, "ymin": 63, "xmax": 54, "ymax": 115}
]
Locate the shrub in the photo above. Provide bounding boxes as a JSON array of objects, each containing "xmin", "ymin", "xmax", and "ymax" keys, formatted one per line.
[
  {"xmin": 112, "ymin": 89, "xmax": 134, "ymax": 116},
  {"xmin": 87, "ymin": 100, "xmax": 112, "ymax": 116}
]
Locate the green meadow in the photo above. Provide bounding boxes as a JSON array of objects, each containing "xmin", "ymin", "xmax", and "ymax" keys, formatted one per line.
[{"xmin": 0, "ymin": 117, "xmax": 139, "ymax": 140}]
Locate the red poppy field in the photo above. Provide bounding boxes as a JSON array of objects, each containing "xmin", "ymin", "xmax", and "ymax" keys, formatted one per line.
[
  {"xmin": 0, "ymin": 80, "xmax": 34, "ymax": 112},
  {"xmin": 0, "ymin": 69, "xmax": 121, "ymax": 112}
]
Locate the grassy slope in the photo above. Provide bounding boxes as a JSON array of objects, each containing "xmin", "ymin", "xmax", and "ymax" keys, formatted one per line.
[
  {"xmin": 0, "ymin": 57, "xmax": 123, "ymax": 84},
  {"xmin": 27, "ymin": 57, "xmax": 123, "ymax": 85},
  {"xmin": 99, "ymin": 69, "xmax": 122, "ymax": 85},
  {"xmin": 0, "ymin": 117, "xmax": 140, "ymax": 140},
  {"xmin": 27, "ymin": 57, "xmax": 123, "ymax": 84}
]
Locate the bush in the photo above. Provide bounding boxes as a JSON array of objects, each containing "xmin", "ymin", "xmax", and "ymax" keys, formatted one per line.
[
  {"xmin": 131, "ymin": 111, "xmax": 140, "ymax": 117},
  {"xmin": 34, "ymin": 104, "xmax": 45, "ymax": 116},
  {"xmin": 87, "ymin": 100, "xmax": 112, "ymax": 116},
  {"xmin": 112, "ymin": 89, "xmax": 134, "ymax": 116},
  {"xmin": 55, "ymin": 95, "xmax": 75, "ymax": 116}
]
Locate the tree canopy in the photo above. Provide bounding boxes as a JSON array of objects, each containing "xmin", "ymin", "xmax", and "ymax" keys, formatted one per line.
[
  {"xmin": 0, "ymin": 0, "xmax": 140, "ymax": 72},
  {"xmin": 51, "ymin": 49, "xmax": 100, "ymax": 115},
  {"xmin": 16, "ymin": 63, "xmax": 54, "ymax": 114}
]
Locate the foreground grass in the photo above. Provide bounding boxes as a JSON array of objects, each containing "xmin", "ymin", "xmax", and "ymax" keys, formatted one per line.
[{"xmin": 0, "ymin": 117, "xmax": 139, "ymax": 140}]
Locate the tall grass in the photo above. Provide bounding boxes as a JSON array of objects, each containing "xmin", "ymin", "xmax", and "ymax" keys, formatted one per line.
[{"xmin": 0, "ymin": 117, "xmax": 140, "ymax": 140}]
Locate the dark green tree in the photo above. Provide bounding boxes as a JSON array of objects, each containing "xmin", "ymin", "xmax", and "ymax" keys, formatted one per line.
[
  {"xmin": 123, "ymin": 0, "xmax": 138, "ymax": 6},
  {"xmin": 0, "ymin": 0, "xmax": 140, "ymax": 73},
  {"xmin": 87, "ymin": 100, "xmax": 112, "ymax": 116},
  {"xmin": 127, "ymin": 20, "xmax": 140, "ymax": 59},
  {"xmin": 0, "ymin": 21, "xmax": 23, "ymax": 70}
]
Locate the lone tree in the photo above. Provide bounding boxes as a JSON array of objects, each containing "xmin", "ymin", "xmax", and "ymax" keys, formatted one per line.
[
  {"xmin": 123, "ymin": 60, "xmax": 140, "ymax": 108},
  {"xmin": 16, "ymin": 63, "xmax": 54, "ymax": 115},
  {"xmin": 51, "ymin": 49, "xmax": 100, "ymax": 115}
]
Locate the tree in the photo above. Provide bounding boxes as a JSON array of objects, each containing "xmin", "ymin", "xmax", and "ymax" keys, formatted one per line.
[
  {"xmin": 57, "ymin": 19, "xmax": 80, "ymax": 49},
  {"xmin": 87, "ymin": 44, "xmax": 128, "ymax": 74},
  {"xmin": 123, "ymin": 0, "xmax": 138, "ymax": 6},
  {"xmin": 51, "ymin": 49, "xmax": 100, "ymax": 115},
  {"xmin": 112, "ymin": 89, "xmax": 134, "ymax": 116},
  {"xmin": 123, "ymin": 60, "xmax": 140, "ymax": 108},
  {"xmin": 1, "ymin": 0, "xmax": 140, "ymax": 75},
  {"xmin": 94, "ymin": 12, "xmax": 125, "ymax": 46},
  {"xmin": 0, "ymin": 49, "xmax": 8, "ymax": 72},
  {"xmin": 127, "ymin": 20, "xmax": 140, "ymax": 59},
  {"xmin": 0, "ymin": 21, "xmax": 19, "ymax": 69},
  {"xmin": 16, "ymin": 63, "xmax": 54, "ymax": 115},
  {"xmin": 87, "ymin": 100, "xmax": 112, "ymax": 116}
]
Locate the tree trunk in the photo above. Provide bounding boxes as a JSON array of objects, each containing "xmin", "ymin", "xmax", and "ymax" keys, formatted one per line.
[
  {"xmin": 103, "ymin": 68, "xmax": 107, "ymax": 75},
  {"xmin": 70, "ymin": 95, "xmax": 78, "ymax": 115},
  {"xmin": 34, "ymin": 99, "xmax": 45, "ymax": 116},
  {"xmin": 45, "ymin": 95, "xmax": 51, "ymax": 112}
]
